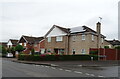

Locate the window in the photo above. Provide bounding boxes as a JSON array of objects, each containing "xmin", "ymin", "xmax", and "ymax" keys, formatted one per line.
[
  {"xmin": 72, "ymin": 36, "xmax": 76, "ymax": 41},
  {"xmin": 92, "ymin": 35, "xmax": 94, "ymax": 41},
  {"xmin": 56, "ymin": 36, "xmax": 63, "ymax": 42},
  {"xmin": 48, "ymin": 37, "xmax": 51, "ymax": 42},
  {"xmin": 19, "ymin": 43, "xmax": 22, "ymax": 45},
  {"xmin": 81, "ymin": 49, "xmax": 86, "ymax": 54},
  {"xmin": 24, "ymin": 43, "xmax": 26, "ymax": 46},
  {"xmin": 82, "ymin": 34, "xmax": 85, "ymax": 40},
  {"xmin": 47, "ymin": 49, "xmax": 51, "ymax": 53},
  {"xmin": 34, "ymin": 44, "xmax": 37, "ymax": 47},
  {"xmin": 101, "ymin": 38, "xmax": 104, "ymax": 43},
  {"xmin": 72, "ymin": 49, "xmax": 76, "ymax": 55}
]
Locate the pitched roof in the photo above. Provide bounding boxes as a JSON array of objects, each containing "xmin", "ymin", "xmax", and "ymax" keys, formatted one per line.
[
  {"xmin": 106, "ymin": 39, "xmax": 120, "ymax": 46},
  {"xmin": 45, "ymin": 24, "xmax": 106, "ymax": 38},
  {"xmin": 9, "ymin": 39, "xmax": 18, "ymax": 45},
  {"xmin": 20, "ymin": 35, "xmax": 44, "ymax": 44},
  {"xmin": 55, "ymin": 25, "xmax": 70, "ymax": 33}
]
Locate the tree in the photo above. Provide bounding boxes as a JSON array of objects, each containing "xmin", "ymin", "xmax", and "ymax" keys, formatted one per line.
[
  {"xmin": 15, "ymin": 45, "xmax": 24, "ymax": 53},
  {"xmin": 2, "ymin": 46, "xmax": 7, "ymax": 57},
  {"xmin": 10, "ymin": 47, "xmax": 16, "ymax": 57}
]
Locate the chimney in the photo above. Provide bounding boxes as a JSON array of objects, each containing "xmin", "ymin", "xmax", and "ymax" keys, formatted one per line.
[{"xmin": 96, "ymin": 22, "xmax": 101, "ymax": 34}]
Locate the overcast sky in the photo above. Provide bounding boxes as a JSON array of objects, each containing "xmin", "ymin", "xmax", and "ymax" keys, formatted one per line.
[{"xmin": 0, "ymin": 0, "xmax": 119, "ymax": 42}]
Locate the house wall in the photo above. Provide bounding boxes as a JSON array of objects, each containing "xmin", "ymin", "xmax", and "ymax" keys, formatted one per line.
[
  {"xmin": 104, "ymin": 41, "xmax": 114, "ymax": 48},
  {"xmin": 47, "ymin": 26, "xmax": 67, "ymax": 37},
  {"xmin": 45, "ymin": 36, "xmax": 68, "ymax": 54},
  {"xmin": 7, "ymin": 40, "xmax": 12, "ymax": 48},
  {"xmin": 69, "ymin": 33, "xmax": 105, "ymax": 55}
]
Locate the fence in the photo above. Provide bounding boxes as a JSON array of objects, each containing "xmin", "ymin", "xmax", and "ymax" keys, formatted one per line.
[{"xmin": 90, "ymin": 48, "xmax": 120, "ymax": 60}]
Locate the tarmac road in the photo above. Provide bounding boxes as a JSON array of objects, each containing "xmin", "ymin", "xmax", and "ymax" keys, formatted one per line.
[{"xmin": 2, "ymin": 58, "xmax": 119, "ymax": 78}]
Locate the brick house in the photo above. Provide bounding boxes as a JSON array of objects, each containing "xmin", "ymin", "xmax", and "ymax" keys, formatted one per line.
[
  {"xmin": 45, "ymin": 22, "xmax": 106, "ymax": 55},
  {"xmin": 7, "ymin": 39, "xmax": 18, "ymax": 48},
  {"xmin": 18, "ymin": 35, "xmax": 45, "ymax": 54},
  {"xmin": 104, "ymin": 39, "xmax": 120, "ymax": 48}
]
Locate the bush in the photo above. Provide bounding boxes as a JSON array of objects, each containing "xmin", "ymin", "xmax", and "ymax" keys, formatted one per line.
[
  {"xmin": 114, "ymin": 46, "xmax": 120, "ymax": 49},
  {"xmin": 18, "ymin": 54, "xmax": 98, "ymax": 61},
  {"xmin": 90, "ymin": 51, "xmax": 98, "ymax": 55},
  {"xmin": 104, "ymin": 46, "xmax": 109, "ymax": 49}
]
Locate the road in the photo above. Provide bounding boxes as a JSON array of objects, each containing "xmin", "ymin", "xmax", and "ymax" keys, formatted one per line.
[{"xmin": 2, "ymin": 58, "xmax": 119, "ymax": 78}]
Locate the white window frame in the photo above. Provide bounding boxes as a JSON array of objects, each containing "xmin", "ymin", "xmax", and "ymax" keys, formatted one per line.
[
  {"xmin": 19, "ymin": 43, "xmax": 22, "ymax": 45},
  {"xmin": 48, "ymin": 37, "xmax": 51, "ymax": 42},
  {"xmin": 92, "ymin": 35, "xmax": 94, "ymax": 41},
  {"xmin": 24, "ymin": 43, "xmax": 27, "ymax": 46},
  {"xmin": 56, "ymin": 36, "xmax": 63, "ymax": 42},
  {"xmin": 81, "ymin": 49, "xmax": 86, "ymax": 54},
  {"xmin": 101, "ymin": 38, "xmax": 104, "ymax": 43},
  {"xmin": 82, "ymin": 34, "xmax": 85, "ymax": 40}
]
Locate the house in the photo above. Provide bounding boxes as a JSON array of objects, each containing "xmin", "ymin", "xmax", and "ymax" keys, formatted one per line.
[
  {"xmin": 104, "ymin": 39, "xmax": 120, "ymax": 48},
  {"xmin": 45, "ymin": 22, "xmax": 106, "ymax": 55},
  {"xmin": 18, "ymin": 35, "xmax": 45, "ymax": 54},
  {"xmin": 7, "ymin": 39, "xmax": 18, "ymax": 48}
]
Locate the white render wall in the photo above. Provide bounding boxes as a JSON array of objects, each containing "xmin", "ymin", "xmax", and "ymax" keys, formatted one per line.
[
  {"xmin": 47, "ymin": 26, "xmax": 67, "ymax": 37},
  {"xmin": 7, "ymin": 40, "xmax": 12, "ymax": 48}
]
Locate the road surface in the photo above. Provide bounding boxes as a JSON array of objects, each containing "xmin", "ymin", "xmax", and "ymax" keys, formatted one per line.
[{"xmin": 2, "ymin": 58, "xmax": 119, "ymax": 78}]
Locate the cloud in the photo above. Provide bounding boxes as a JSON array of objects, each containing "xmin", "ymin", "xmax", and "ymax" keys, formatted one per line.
[{"xmin": 0, "ymin": 0, "xmax": 119, "ymax": 42}]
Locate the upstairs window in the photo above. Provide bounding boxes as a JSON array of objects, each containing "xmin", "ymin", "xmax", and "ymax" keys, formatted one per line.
[
  {"xmin": 101, "ymin": 38, "xmax": 104, "ymax": 43},
  {"xmin": 56, "ymin": 36, "xmax": 63, "ymax": 42},
  {"xmin": 82, "ymin": 34, "xmax": 85, "ymax": 40},
  {"xmin": 48, "ymin": 37, "xmax": 51, "ymax": 42},
  {"xmin": 92, "ymin": 35, "xmax": 94, "ymax": 41}
]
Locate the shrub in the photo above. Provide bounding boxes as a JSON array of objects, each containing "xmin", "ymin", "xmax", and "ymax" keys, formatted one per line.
[
  {"xmin": 18, "ymin": 54, "xmax": 98, "ymax": 61},
  {"xmin": 114, "ymin": 46, "xmax": 120, "ymax": 49},
  {"xmin": 104, "ymin": 46, "xmax": 109, "ymax": 49},
  {"xmin": 90, "ymin": 51, "xmax": 98, "ymax": 55}
]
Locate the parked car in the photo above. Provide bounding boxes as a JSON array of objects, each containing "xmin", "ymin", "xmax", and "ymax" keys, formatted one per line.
[{"xmin": 6, "ymin": 53, "xmax": 13, "ymax": 58}]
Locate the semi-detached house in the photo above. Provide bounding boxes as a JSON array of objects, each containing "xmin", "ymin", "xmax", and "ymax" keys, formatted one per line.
[
  {"xmin": 18, "ymin": 35, "xmax": 45, "ymax": 54},
  {"xmin": 45, "ymin": 22, "xmax": 106, "ymax": 55}
]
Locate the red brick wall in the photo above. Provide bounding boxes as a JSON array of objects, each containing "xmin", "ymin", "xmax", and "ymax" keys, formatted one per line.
[{"xmin": 40, "ymin": 40, "xmax": 45, "ymax": 48}]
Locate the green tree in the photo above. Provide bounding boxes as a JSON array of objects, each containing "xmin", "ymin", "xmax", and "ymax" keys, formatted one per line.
[
  {"xmin": 15, "ymin": 45, "xmax": 24, "ymax": 53},
  {"xmin": 10, "ymin": 47, "xmax": 16, "ymax": 57},
  {"xmin": 2, "ymin": 46, "xmax": 7, "ymax": 57}
]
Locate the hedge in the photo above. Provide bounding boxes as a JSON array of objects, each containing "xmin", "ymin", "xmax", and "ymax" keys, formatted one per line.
[{"xmin": 18, "ymin": 54, "xmax": 98, "ymax": 61}]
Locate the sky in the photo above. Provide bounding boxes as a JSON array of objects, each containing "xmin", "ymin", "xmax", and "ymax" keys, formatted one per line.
[{"xmin": 0, "ymin": 0, "xmax": 119, "ymax": 42}]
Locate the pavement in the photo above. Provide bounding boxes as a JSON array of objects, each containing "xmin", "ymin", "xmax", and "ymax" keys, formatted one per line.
[{"xmin": 4, "ymin": 58, "xmax": 119, "ymax": 67}]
